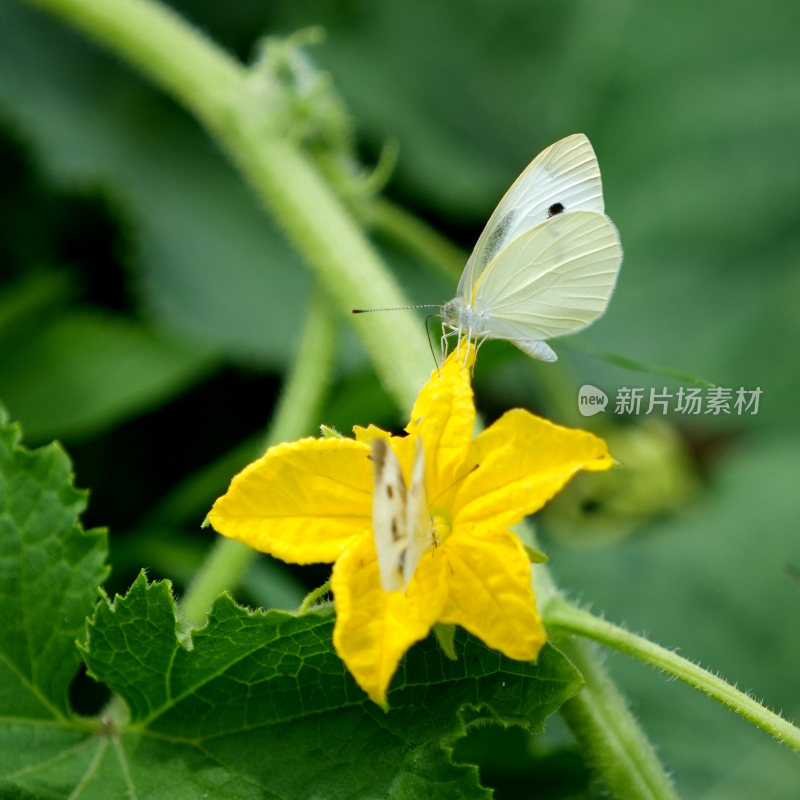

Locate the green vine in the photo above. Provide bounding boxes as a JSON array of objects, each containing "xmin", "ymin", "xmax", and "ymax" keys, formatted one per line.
[{"xmin": 546, "ymin": 596, "xmax": 800, "ymax": 753}]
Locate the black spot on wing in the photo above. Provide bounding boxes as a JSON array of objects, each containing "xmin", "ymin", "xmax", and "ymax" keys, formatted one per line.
[
  {"xmin": 391, "ymin": 517, "xmax": 401, "ymax": 541},
  {"xmin": 547, "ymin": 202, "xmax": 565, "ymax": 217}
]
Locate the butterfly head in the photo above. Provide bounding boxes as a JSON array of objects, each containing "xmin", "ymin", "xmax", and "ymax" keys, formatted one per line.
[
  {"xmin": 439, "ymin": 297, "xmax": 492, "ymax": 364},
  {"xmin": 439, "ymin": 298, "xmax": 463, "ymax": 331}
]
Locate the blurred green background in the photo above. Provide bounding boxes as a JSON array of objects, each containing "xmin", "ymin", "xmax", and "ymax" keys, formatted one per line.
[{"xmin": 0, "ymin": 1, "xmax": 798, "ymax": 797}]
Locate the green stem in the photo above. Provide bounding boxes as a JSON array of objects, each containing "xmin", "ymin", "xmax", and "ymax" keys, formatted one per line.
[
  {"xmin": 216, "ymin": 124, "xmax": 430, "ymax": 411},
  {"xmin": 557, "ymin": 638, "xmax": 680, "ymax": 800},
  {"xmin": 545, "ymin": 595, "xmax": 800, "ymax": 753},
  {"xmin": 299, "ymin": 579, "xmax": 332, "ymax": 613},
  {"xmin": 26, "ymin": 0, "xmax": 430, "ymax": 413},
  {"xmin": 181, "ymin": 288, "xmax": 337, "ymax": 625},
  {"xmin": 255, "ymin": 288, "xmax": 339, "ymax": 455},
  {"xmin": 358, "ymin": 196, "xmax": 466, "ymax": 281},
  {"xmin": 531, "ymin": 560, "xmax": 678, "ymax": 800}
]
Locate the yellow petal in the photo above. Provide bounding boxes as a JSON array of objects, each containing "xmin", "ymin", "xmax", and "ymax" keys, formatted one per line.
[
  {"xmin": 453, "ymin": 409, "xmax": 613, "ymax": 533},
  {"xmin": 207, "ymin": 438, "xmax": 372, "ymax": 564},
  {"xmin": 406, "ymin": 349, "xmax": 476, "ymax": 504},
  {"xmin": 331, "ymin": 534, "xmax": 447, "ymax": 707},
  {"xmin": 352, "ymin": 424, "xmax": 390, "ymax": 445},
  {"xmin": 439, "ymin": 528, "xmax": 546, "ymax": 661}
]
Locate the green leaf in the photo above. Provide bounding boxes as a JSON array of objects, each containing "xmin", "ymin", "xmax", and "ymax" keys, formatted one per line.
[
  {"xmin": 524, "ymin": 545, "xmax": 549, "ymax": 564},
  {"xmin": 0, "ymin": 270, "xmax": 76, "ymax": 341},
  {"xmin": 0, "ymin": 309, "xmax": 216, "ymax": 442},
  {"xmin": 0, "ymin": 406, "xmax": 107, "ymax": 721},
  {"xmin": 75, "ymin": 573, "xmax": 581, "ymax": 799}
]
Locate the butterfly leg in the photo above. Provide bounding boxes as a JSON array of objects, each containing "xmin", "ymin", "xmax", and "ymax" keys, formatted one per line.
[
  {"xmin": 442, "ymin": 328, "xmax": 453, "ymax": 360},
  {"xmin": 440, "ymin": 325, "xmax": 459, "ymax": 362},
  {"xmin": 465, "ymin": 333, "xmax": 488, "ymax": 370},
  {"xmin": 454, "ymin": 324, "xmax": 464, "ymax": 360},
  {"xmin": 461, "ymin": 330, "xmax": 475, "ymax": 367}
]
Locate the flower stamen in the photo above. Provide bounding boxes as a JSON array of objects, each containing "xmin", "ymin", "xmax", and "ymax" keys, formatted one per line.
[{"xmin": 430, "ymin": 510, "xmax": 452, "ymax": 546}]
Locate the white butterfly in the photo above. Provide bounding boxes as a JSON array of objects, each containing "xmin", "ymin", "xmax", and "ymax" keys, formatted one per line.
[
  {"xmin": 440, "ymin": 133, "xmax": 622, "ymax": 362},
  {"xmin": 370, "ymin": 437, "xmax": 433, "ymax": 593}
]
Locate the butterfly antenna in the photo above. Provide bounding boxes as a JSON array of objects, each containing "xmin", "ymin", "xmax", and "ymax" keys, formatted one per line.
[
  {"xmin": 351, "ymin": 304, "xmax": 440, "ymax": 314},
  {"xmin": 353, "ymin": 304, "xmax": 443, "ymax": 370}
]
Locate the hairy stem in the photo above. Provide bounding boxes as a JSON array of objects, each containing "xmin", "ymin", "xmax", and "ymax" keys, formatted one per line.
[
  {"xmin": 545, "ymin": 596, "xmax": 800, "ymax": 753},
  {"xmin": 529, "ymin": 565, "xmax": 679, "ymax": 799},
  {"xmin": 299, "ymin": 579, "xmax": 332, "ymax": 613},
  {"xmin": 557, "ymin": 637, "xmax": 680, "ymax": 800}
]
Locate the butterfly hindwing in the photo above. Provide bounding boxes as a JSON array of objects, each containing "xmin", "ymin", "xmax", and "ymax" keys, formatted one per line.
[{"xmin": 470, "ymin": 211, "xmax": 622, "ymax": 342}]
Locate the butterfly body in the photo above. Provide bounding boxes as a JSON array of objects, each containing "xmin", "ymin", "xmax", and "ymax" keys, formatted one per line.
[
  {"xmin": 441, "ymin": 134, "xmax": 622, "ymax": 362},
  {"xmin": 440, "ymin": 297, "xmax": 488, "ymax": 339}
]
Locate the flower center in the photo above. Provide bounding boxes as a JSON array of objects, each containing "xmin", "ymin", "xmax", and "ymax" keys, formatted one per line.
[{"xmin": 430, "ymin": 509, "xmax": 452, "ymax": 548}]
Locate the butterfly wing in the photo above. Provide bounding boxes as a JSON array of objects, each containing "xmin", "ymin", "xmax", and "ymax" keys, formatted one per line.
[
  {"xmin": 402, "ymin": 437, "xmax": 430, "ymax": 588},
  {"xmin": 370, "ymin": 437, "xmax": 432, "ymax": 593},
  {"xmin": 457, "ymin": 134, "xmax": 605, "ymax": 302},
  {"xmin": 470, "ymin": 211, "xmax": 622, "ymax": 346},
  {"xmin": 370, "ymin": 438, "xmax": 408, "ymax": 593}
]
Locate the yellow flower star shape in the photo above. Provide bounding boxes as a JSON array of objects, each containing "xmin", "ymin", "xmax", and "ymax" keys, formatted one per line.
[{"xmin": 207, "ymin": 350, "xmax": 612, "ymax": 707}]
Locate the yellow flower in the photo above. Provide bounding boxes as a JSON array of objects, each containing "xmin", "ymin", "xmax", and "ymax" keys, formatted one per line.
[{"xmin": 207, "ymin": 350, "xmax": 612, "ymax": 706}]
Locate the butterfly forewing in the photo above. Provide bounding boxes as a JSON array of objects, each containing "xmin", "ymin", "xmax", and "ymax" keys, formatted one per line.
[
  {"xmin": 371, "ymin": 437, "xmax": 432, "ymax": 593},
  {"xmin": 458, "ymin": 134, "xmax": 604, "ymax": 301},
  {"xmin": 471, "ymin": 211, "xmax": 622, "ymax": 341},
  {"xmin": 371, "ymin": 438, "xmax": 408, "ymax": 593}
]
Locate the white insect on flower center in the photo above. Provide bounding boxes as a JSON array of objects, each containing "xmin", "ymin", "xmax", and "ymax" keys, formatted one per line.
[{"xmin": 370, "ymin": 437, "xmax": 435, "ymax": 593}]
